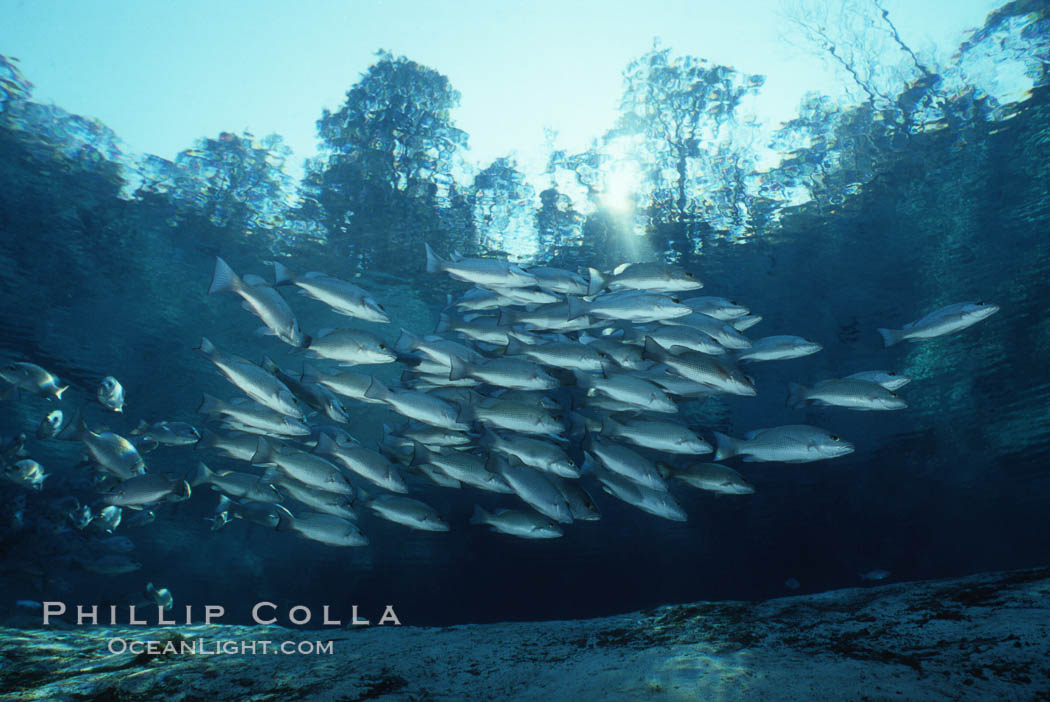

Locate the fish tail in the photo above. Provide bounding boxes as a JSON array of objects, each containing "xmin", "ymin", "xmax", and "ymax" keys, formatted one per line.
[
  {"xmin": 876, "ymin": 327, "xmax": 904, "ymax": 348},
  {"xmin": 566, "ymin": 296, "xmax": 590, "ymax": 321},
  {"xmin": 786, "ymin": 382, "xmax": 810, "ymax": 409},
  {"xmin": 53, "ymin": 385, "xmax": 68, "ymax": 401},
  {"xmin": 642, "ymin": 336, "xmax": 668, "ymax": 363},
  {"xmin": 586, "ymin": 268, "xmax": 606, "ymax": 296},
  {"xmin": 712, "ymin": 432, "xmax": 740, "ymax": 461},
  {"xmin": 394, "ymin": 328, "xmax": 421, "ymax": 353},
  {"xmin": 196, "ymin": 336, "xmax": 217, "ymax": 359},
  {"xmin": 191, "ymin": 462, "xmax": 213, "ymax": 487},
  {"xmin": 272, "ymin": 261, "xmax": 295, "ymax": 287},
  {"xmin": 435, "ymin": 312, "xmax": 452, "ymax": 334},
  {"xmin": 496, "ymin": 307, "xmax": 517, "ymax": 326},
  {"xmin": 251, "ymin": 437, "xmax": 275, "ymax": 466},
  {"xmin": 448, "ymin": 355, "xmax": 472, "ymax": 382},
  {"xmin": 424, "ymin": 243, "xmax": 446, "ymax": 274},
  {"xmin": 410, "ymin": 441, "xmax": 432, "ymax": 467},
  {"xmin": 208, "ymin": 256, "xmax": 242, "ymax": 295},
  {"xmin": 198, "ymin": 393, "xmax": 222, "ymax": 416},
  {"xmin": 363, "ymin": 378, "xmax": 390, "ymax": 402},
  {"xmin": 469, "ymin": 505, "xmax": 491, "ymax": 526}
]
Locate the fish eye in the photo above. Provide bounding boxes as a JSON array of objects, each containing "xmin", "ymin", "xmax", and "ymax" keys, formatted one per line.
[
  {"xmin": 888, "ymin": 372, "xmax": 898, "ymax": 376},
  {"xmin": 379, "ymin": 344, "xmax": 388, "ymax": 349},
  {"xmin": 685, "ymin": 272, "xmax": 695, "ymax": 278},
  {"xmin": 830, "ymin": 435, "xmax": 840, "ymax": 441}
]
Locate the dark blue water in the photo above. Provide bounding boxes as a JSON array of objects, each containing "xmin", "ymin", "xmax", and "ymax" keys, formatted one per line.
[{"xmin": 1, "ymin": 3, "xmax": 1049, "ymax": 629}]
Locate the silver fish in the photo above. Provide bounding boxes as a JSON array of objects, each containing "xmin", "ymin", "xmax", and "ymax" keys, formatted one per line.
[
  {"xmin": 449, "ymin": 356, "xmax": 558, "ymax": 391},
  {"xmin": 97, "ymin": 376, "xmax": 125, "ymax": 412},
  {"xmin": 590, "ymin": 461, "xmax": 686, "ymax": 521},
  {"xmin": 680, "ymin": 296, "xmax": 749, "ymax": 320},
  {"xmin": 272, "ymin": 262, "xmax": 390, "ymax": 323},
  {"xmin": 425, "ymin": 243, "xmax": 536, "ymax": 288},
  {"xmin": 4, "ymin": 459, "xmax": 47, "ymax": 490},
  {"xmin": 670, "ymin": 463, "xmax": 754, "ymax": 494},
  {"xmin": 642, "ymin": 338, "xmax": 756, "ymax": 397},
  {"xmin": 736, "ymin": 336, "xmax": 822, "ymax": 362},
  {"xmin": 574, "ymin": 369, "xmax": 678, "ymax": 413},
  {"xmin": 412, "ymin": 443, "xmax": 513, "ymax": 493},
  {"xmin": 469, "ymin": 505, "xmax": 563, "ymax": 539},
  {"xmin": 364, "ymin": 379, "xmax": 468, "ymax": 431},
  {"xmin": 103, "ymin": 473, "xmax": 191, "ymax": 507},
  {"xmin": 277, "ymin": 511, "xmax": 368, "ymax": 547},
  {"xmin": 252, "ymin": 439, "xmax": 354, "ymax": 495},
  {"xmin": 208, "ymin": 257, "xmax": 309, "ymax": 348},
  {"xmin": 367, "ymin": 494, "xmax": 449, "ymax": 532},
  {"xmin": 480, "ymin": 430, "xmax": 579, "ymax": 478},
  {"xmin": 198, "ymin": 394, "xmax": 310, "ymax": 437},
  {"xmin": 146, "ymin": 582, "xmax": 174, "ymax": 610},
  {"xmin": 130, "ymin": 420, "xmax": 200, "ymax": 446},
  {"xmin": 589, "ymin": 439, "xmax": 668, "ymax": 491},
  {"xmin": 198, "ymin": 338, "xmax": 303, "ymax": 418},
  {"xmin": 713, "ymin": 425, "xmax": 854, "ymax": 463},
  {"xmin": 526, "ymin": 266, "xmax": 588, "ymax": 295},
  {"xmin": 489, "ymin": 455, "xmax": 573, "ymax": 524},
  {"xmin": 600, "ymin": 416, "xmax": 712, "ymax": 455},
  {"xmin": 568, "ymin": 291, "xmax": 692, "ymax": 324},
  {"xmin": 660, "ymin": 312, "xmax": 752, "ymax": 349},
  {"xmin": 316, "ymin": 433, "xmax": 407, "ymax": 493},
  {"xmin": 788, "ymin": 379, "xmax": 906, "ymax": 411},
  {"xmin": 844, "ymin": 370, "xmax": 911, "ymax": 391},
  {"xmin": 276, "ymin": 478, "xmax": 357, "ymax": 520},
  {"xmin": 194, "ymin": 462, "xmax": 283, "ymax": 502},
  {"xmin": 36, "ymin": 410, "xmax": 64, "ymax": 439},
  {"xmin": 305, "ymin": 328, "xmax": 396, "ymax": 366},
  {"xmin": 587, "ymin": 262, "xmax": 702, "ymax": 295},
  {"xmin": 877, "ymin": 301, "xmax": 998, "ymax": 346},
  {"xmin": 0, "ymin": 362, "xmax": 67, "ymax": 400}
]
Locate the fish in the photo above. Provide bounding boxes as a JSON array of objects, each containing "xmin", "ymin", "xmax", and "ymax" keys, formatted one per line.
[
  {"xmin": 787, "ymin": 379, "xmax": 907, "ymax": 411},
  {"xmin": 680, "ymin": 296, "xmax": 749, "ymax": 320},
  {"xmin": 449, "ymin": 356, "xmax": 558, "ymax": 391},
  {"xmin": 275, "ymin": 478, "xmax": 357, "ymax": 520},
  {"xmin": 468, "ymin": 399, "xmax": 565, "ymax": 436},
  {"xmin": 0, "ymin": 361, "xmax": 67, "ymax": 400},
  {"xmin": 735, "ymin": 335, "xmax": 822, "ymax": 362},
  {"xmin": 36, "ymin": 410, "xmax": 64, "ymax": 439},
  {"xmin": 146, "ymin": 582, "xmax": 174, "ymax": 610},
  {"xmin": 589, "ymin": 438, "xmax": 668, "ymax": 491},
  {"xmin": 411, "ymin": 443, "xmax": 513, "ymax": 493},
  {"xmin": 209, "ymin": 257, "xmax": 309, "ymax": 347},
  {"xmin": 574, "ymin": 369, "xmax": 678, "ymax": 413},
  {"xmin": 504, "ymin": 337, "xmax": 609, "ymax": 372},
  {"xmin": 303, "ymin": 363, "xmax": 386, "ymax": 406},
  {"xmin": 669, "ymin": 463, "xmax": 755, "ymax": 494},
  {"xmin": 194, "ymin": 429, "xmax": 260, "ymax": 462},
  {"xmin": 130, "ymin": 420, "xmax": 201, "ymax": 446},
  {"xmin": 103, "ymin": 473, "xmax": 191, "ymax": 507},
  {"xmin": 315, "ymin": 433, "xmax": 407, "ymax": 493},
  {"xmin": 527, "ymin": 266, "xmax": 588, "ymax": 295},
  {"xmin": 92, "ymin": 535, "xmax": 135, "ymax": 553},
  {"xmin": 567, "ymin": 290, "xmax": 692, "ymax": 323},
  {"xmin": 480, "ymin": 430, "xmax": 579, "ymax": 478},
  {"xmin": 550, "ymin": 476, "xmax": 601, "ymax": 521},
  {"xmin": 364, "ymin": 379, "xmax": 469, "ymax": 431},
  {"xmin": 272, "ymin": 262, "xmax": 390, "ymax": 323},
  {"xmin": 436, "ymin": 313, "xmax": 515, "ymax": 345},
  {"xmin": 489, "ymin": 455, "xmax": 573, "ymax": 524},
  {"xmin": 198, "ymin": 393, "xmax": 311, "ymax": 437},
  {"xmin": 97, "ymin": 376, "xmax": 126, "ymax": 412},
  {"xmin": 590, "ymin": 460, "xmax": 687, "ymax": 521},
  {"xmin": 219, "ymin": 497, "xmax": 292, "ymax": 529},
  {"xmin": 276, "ymin": 511, "xmax": 369, "ymax": 547},
  {"xmin": 250, "ymin": 440, "xmax": 354, "ymax": 496},
  {"xmin": 68, "ymin": 504, "xmax": 93, "ymax": 530},
  {"xmin": 712, "ymin": 425, "xmax": 854, "ymax": 463},
  {"xmin": 93, "ymin": 506, "xmax": 123, "ymax": 533},
  {"xmin": 470, "ymin": 505, "xmax": 563, "ymax": 539},
  {"xmin": 75, "ymin": 421, "xmax": 147, "ymax": 480},
  {"xmin": 367, "ymin": 494, "xmax": 450, "ymax": 532},
  {"xmin": 498, "ymin": 302, "xmax": 593, "ymax": 332},
  {"xmin": 393, "ymin": 423, "xmax": 472, "ymax": 448},
  {"xmin": 624, "ymin": 324, "xmax": 726, "ymax": 356},
  {"xmin": 425, "ymin": 243, "xmax": 536, "ymax": 288},
  {"xmin": 587, "ymin": 262, "xmax": 702, "ymax": 295},
  {"xmin": 78, "ymin": 554, "xmax": 141, "ymax": 575},
  {"xmin": 599, "ymin": 416, "xmax": 712, "ymax": 455},
  {"xmin": 660, "ymin": 312, "xmax": 753, "ymax": 349},
  {"xmin": 4, "ymin": 459, "xmax": 47, "ymax": 490},
  {"xmin": 861, "ymin": 569, "xmax": 891, "ymax": 581},
  {"xmin": 731, "ymin": 314, "xmax": 763, "ymax": 332},
  {"xmin": 844, "ymin": 370, "xmax": 911, "ymax": 391},
  {"xmin": 877, "ymin": 301, "xmax": 999, "ymax": 347},
  {"xmin": 197, "ymin": 338, "xmax": 304, "ymax": 418},
  {"xmin": 305, "ymin": 328, "xmax": 396, "ymax": 366},
  {"xmin": 641, "ymin": 338, "xmax": 756, "ymax": 397}
]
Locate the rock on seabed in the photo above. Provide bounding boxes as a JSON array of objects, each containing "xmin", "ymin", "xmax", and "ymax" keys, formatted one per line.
[{"xmin": 2, "ymin": 566, "xmax": 1049, "ymax": 701}]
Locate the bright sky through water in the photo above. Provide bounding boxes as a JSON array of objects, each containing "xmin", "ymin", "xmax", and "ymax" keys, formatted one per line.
[{"xmin": 0, "ymin": 0, "xmax": 1004, "ymax": 178}]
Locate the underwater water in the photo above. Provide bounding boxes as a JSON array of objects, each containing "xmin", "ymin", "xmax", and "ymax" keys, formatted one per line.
[{"xmin": 1, "ymin": 1, "xmax": 1050, "ymax": 699}]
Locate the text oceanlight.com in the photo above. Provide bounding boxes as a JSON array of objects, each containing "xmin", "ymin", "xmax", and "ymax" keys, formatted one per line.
[{"xmin": 107, "ymin": 638, "xmax": 336, "ymax": 656}]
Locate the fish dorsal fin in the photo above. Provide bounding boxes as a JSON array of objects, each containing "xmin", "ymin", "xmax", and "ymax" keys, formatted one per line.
[
  {"xmin": 744, "ymin": 429, "xmax": 763, "ymax": 440},
  {"xmin": 242, "ymin": 274, "xmax": 269, "ymax": 287}
]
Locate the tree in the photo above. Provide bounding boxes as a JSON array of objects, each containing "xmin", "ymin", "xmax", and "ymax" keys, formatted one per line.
[
  {"xmin": 612, "ymin": 45, "xmax": 765, "ymax": 244},
  {"xmin": 313, "ymin": 51, "xmax": 471, "ymax": 267}
]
